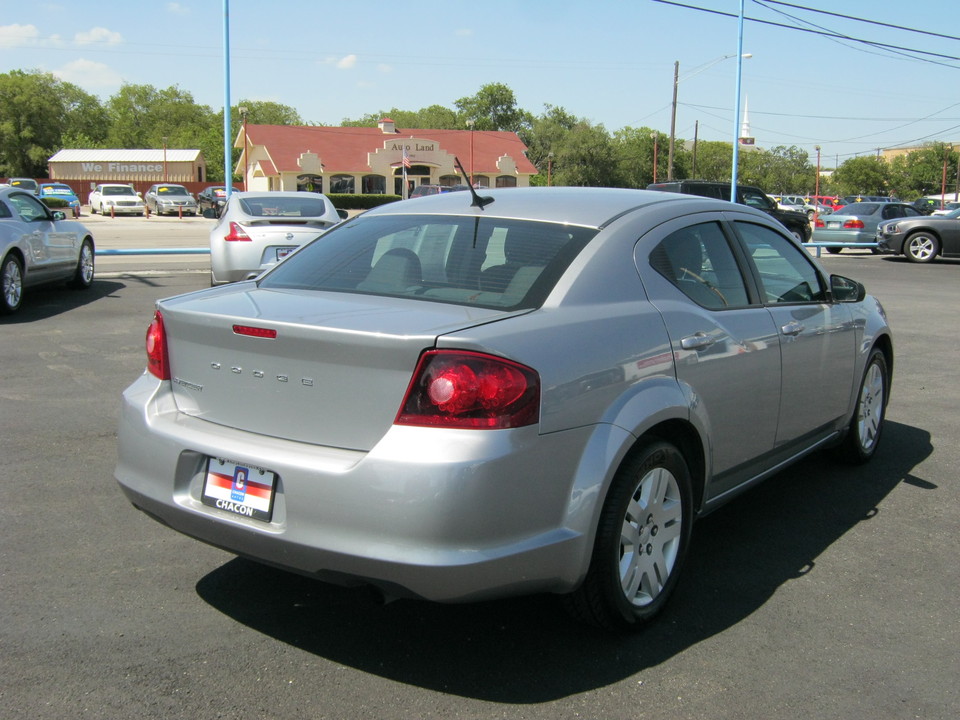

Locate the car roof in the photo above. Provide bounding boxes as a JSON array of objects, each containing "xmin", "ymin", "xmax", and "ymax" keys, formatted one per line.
[{"xmin": 362, "ymin": 186, "xmax": 739, "ymax": 229}]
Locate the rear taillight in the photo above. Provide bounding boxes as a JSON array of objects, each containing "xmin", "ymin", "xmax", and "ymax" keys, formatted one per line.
[
  {"xmin": 396, "ymin": 350, "xmax": 540, "ymax": 429},
  {"xmin": 843, "ymin": 219, "xmax": 865, "ymax": 229},
  {"xmin": 223, "ymin": 222, "xmax": 251, "ymax": 241},
  {"xmin": 815, "ymin": 217, "xmax": 825, "ymax": 228},
  {"xmin": 146, "ymin": 311, "xmax": 170, "ymax": 380}
]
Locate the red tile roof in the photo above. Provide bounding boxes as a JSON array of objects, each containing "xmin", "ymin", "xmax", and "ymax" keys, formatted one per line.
[{"xmin": 241, "ymin": 125, "xmax": 537, "ymax": 175}]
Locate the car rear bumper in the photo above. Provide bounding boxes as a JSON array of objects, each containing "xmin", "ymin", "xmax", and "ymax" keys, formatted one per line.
[{"xmin": 114, "ymin": 373, "xmax": 600, "ymax": 602}]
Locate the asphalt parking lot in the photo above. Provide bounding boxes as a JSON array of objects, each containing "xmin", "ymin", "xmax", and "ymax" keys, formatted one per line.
[{"xmin": 1, "ymin": 220, "xmax": 958, "ymax": 719}]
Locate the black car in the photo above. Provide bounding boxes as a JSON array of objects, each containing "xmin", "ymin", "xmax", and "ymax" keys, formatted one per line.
[
  {"xmin": 876, "ymin": 207, "xmax": 960, "ymax": 263},
  {"xmin": 197, "ymin": 186, "xmax": 239, "ymax": 214},
  {"xmin": 647, "ymin": 180, "xmax": 812, "ymax": 242}
]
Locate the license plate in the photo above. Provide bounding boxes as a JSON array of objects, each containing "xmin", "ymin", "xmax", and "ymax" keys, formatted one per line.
[
  {"xmin": 276, "ymin": 246, "xmax": 297, "ymax": 261},
  {"xmin": 202, "ymin": 458, "xmax": 277, "ymax": 522}
]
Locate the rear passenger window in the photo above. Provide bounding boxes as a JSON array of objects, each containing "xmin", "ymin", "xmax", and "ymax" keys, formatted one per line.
[{"xmin": 650, "ymin": 222, "xmax": 750, "ymax": 309}]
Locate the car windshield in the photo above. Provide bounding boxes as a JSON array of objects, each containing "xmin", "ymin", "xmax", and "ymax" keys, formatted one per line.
[
  {"xmin": 237, "ymin": 196, "xmax": 330, "ymax": 217},
  {"xmin": 833, "ymin": 203, "xmax": 881, "ymax": 216},
  {"xmin": 43, "ymin": 185, "xmax": 74, "ymax": 195},
  {"xmin": 104, "ymin": 186, "xmax": 136, "ymax": 196},
  {"xmin": 156, "ymin": 185, "xmax": 189, "ymax": 195},
  {"xmin": 259, "ymin": 214, "xmax": 596, "ymax": 311}
]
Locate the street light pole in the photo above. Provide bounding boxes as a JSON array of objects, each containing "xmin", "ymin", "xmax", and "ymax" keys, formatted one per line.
[
  {"xmin": 814, "ymin": 145, "xmax": 821, "ymax": 220},
  {"xmin": 547, "ymin": 151, "xmax": 554, "ymax": 186},
  {"xmin": 730, "ymin": 0, "xmax": 746, "ymax": 202},
  {"xmin": 668, "ymin": 60, "xmax": 679, "ymax": 181},
  {"xmin": 651, "ymin": 132, "xmax": 659, "ymax": 184},
  {"xmin": 162, "ymin": 137, "xmax": 168, "ymax": 182},
  {"xmin": 239, "ymin": 105, "xmax": 248, "ymax": 191},
  {"xmin": 467, "ymin": 119, "xmax": 475, "ymax": 185}
]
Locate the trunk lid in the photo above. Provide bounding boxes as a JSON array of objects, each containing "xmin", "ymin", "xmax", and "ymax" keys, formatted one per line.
[{"xmin": 158, "ymin": 284, "xmax": 516, "ymax": 451}]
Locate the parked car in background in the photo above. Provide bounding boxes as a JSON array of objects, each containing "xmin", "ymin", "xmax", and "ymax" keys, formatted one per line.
[
  {"xmin": 88, "ymin": 184, "xmax": 145, "ymax": 216},
  {"xmin": 206, "ymin": 191, "xmax": 342, "ymax": 285},
  {"xmin": 115, "ymin": 187, "xmax": 892, "ymax": 631},
  {"xmin": 7, "ymin": 178, "xmax": 39, "ymax": 194},
  {"xmin": 912, "ymin": 197, "xmax": 944, "ymax": 215},
  {"xmin": 197, "ymin": 186, "xmax": 240, "ymax": 214},
  {"xmin": 38, "ymin": 183, "xmax": 81, "ymax": 215},
  {"xmin": 776, "ymin": 194, "xmax": 817, "ymax": 219},
  {"xmin": 0, "ymin": 186, "xmax": 95, "ymax": 314},
  {"xmin": 647, "ymin": 180, "xmax": 812, "ymax": 242},
  {"xmin": 876, "ymin": 206, "xmax": 960, "ymax": 263},
  {"xmin": 144, "ymin": 184, "xmax": 198, "ymax": 216},
  {"xmin": 931, "ymin": 201, "xmax": 960, "ymax": 216},
  {"xmin": 814, "ymin": 202, "xmax": 922, "ymax": 253}
]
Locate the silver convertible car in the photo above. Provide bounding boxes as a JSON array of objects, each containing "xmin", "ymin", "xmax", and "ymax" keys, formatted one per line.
[
  {"xmin": 1, "ymin": 186, "xmax": 96, "ymax": 314},
  {"xmin": 115, "ymin": 187, "xmax": 892, "ymax": 630}
]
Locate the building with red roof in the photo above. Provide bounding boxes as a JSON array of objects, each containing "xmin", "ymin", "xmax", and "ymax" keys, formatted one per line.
[{"xmin": 235, "ymin": 118, "xmax": 538, "ymax": 196}]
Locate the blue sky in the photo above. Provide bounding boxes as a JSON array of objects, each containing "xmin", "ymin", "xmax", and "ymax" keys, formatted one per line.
[{"xmin": 3, "ymin": 1, "xmax": 960, "ymax": 169}]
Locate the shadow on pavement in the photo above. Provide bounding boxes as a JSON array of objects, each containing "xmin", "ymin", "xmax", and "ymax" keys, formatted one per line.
[
  {"xmin": 0, "ymin": 279, "xmax": 127, "ymax": 323},
  {"xmin": 196, "ymin": 420, "xmax": 932, "ymax": 703}
]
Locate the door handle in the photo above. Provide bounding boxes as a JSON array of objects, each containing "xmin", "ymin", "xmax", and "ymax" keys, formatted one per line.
[
  {"xmin": 781, "ymin": 321, "xmax": 804, "ymax": 336},
  {"xmin": 680, "ymin": 332, "xmax": 715, "ymax": 350}
]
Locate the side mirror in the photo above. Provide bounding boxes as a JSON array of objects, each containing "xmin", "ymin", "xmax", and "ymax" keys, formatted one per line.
[
  {"xmin": 51, "ymin": 210, "xmax": 66, "ymax": 221},
  {"xmin": 830, "ymin": 274, "xmax": 866, "ymax": 303},
  {"xmin": 202, "ymin": 208, "xmax": 220, "ymax": 219}
]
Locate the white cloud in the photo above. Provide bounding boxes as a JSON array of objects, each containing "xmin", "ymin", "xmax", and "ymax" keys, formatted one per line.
[
  {"xmin": 0, "ymin": 23, "xmax": 41, "ymax": 49},
  {"xmin": 377, "ymin": 64, "xmax": 393, "ymax": 74},
  {"xmin": 455, "ymin": 29, "xmax": 473, "ymax": 37},
  {"xmin": 74, "ymin": 27, "xmax": 122, "ymax": 46},
  {"xmin": 336, "ymin": 54, "xmax": 357, "ymax": 70},
  {"xmin": 53, "ymin": 58, "xmax": 124, "ymax": 90},
  {"xmin": 166, "ymin": 2, "xmax": 190, "ymax": 15}
]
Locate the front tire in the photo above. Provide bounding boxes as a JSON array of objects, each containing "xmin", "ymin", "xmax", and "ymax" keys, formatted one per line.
[
  {"xmin": 905, "ymin": 232, "xmax": 938, "ymax": 263},
  {"xmin": 1, "ymin": 253, "xmax": 24, "ymax": 314},
  {"xmin": 566, "ymin": 440, "xmax": 693, "ymax": 630},
  {"xmin": 826, "ymin": 246, "xmax": 843, "ymax": 254},
  {"xmin": 68, "ymin": 239, "xmax": 95, "ymax": 289},
  {"xmin": 834, "ymin": 349, "xmax": 888, "ymax": 464}
]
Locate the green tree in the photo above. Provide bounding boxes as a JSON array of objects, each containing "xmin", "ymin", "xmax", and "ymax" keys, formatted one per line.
[
  {"xmin": 832, "ymin": 155, "xmax": 891, "ymax": 197},
  {"xmin": 553, "ymin": 122, "xmax": 619, "ymax": 187},
  {"xmin": 691, "ymin": 141, "xmax": 732, "ymax": 182},
  {"xmin": 0, "ymin": 69, "xmax": 104, "ymax": 177},
  {"xmin": 613, "ymin": 127, "xmax": 665, "ymax": 188},
  {"xmin": 887, "ymin": 143, "xmax": 957, "ymax": 199},
  {"xmin": 341, "ymin": 105, "xmax": 461, "ymax": 130},
  {"xmin": 454, "ymin": 82, "xmax": 533, "ymax": 134}
]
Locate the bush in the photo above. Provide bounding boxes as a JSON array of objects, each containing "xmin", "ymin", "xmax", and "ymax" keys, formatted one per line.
[
  {"xmin": 40, "ymin": 197, "xmax": 71, "ymax": 209},
  {"xmin": 328, "ymin": 194, "xmax": 402, "ymax": 210}
]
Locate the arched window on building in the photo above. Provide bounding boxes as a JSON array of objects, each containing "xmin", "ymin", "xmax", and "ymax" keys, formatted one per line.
[
  {"xmin": 297, "ymin": 174, "xmax": 323, "ymax": 193},
  {"xmin": 473, "ymin": 176, "xmax": 490, "ymax": 188},
  {"xmin": 361, "ymin": 175, "xmax": 386, "ymax": 194},
  {"xmin": 495, "ymin": 176, "xmax": 517, "ymax": 188},
  {"xmin": 439, "ymin": 174, "xmax": 459, "ymax": 187},
  {"xmin": 330, "ymin": 175, "xmax": 355, "ymax": 194}
]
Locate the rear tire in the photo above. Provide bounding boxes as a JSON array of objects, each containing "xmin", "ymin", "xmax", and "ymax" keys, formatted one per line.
[
  {"xmin": 826, "ymin": 246, "xmax": 843, "ymax": 254},
  {"xmin": 565, "ymin": 440, "xmax": 693, "ymax": 631}
]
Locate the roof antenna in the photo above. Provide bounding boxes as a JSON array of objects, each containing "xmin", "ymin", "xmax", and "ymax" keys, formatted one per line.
[{"xmin": 454, "ymin": 156, "xmax": 494, "ymax": 209}]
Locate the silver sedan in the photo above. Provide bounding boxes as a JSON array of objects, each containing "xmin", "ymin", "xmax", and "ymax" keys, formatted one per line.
[
  {"xmin": 1, "ymin": 186, "xmax": 95, "ymax": 314},
  {"xmin": 206, "ymin": 191, "xmax": 342, "ymax": 285},
  {"xmin": 115, "ymin": 187, "xmax": 893, "ymax": 630}
]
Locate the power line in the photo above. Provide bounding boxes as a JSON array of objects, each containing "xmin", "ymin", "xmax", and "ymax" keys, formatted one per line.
[
  {"xmin": 760, "ymin": 0, "xmax": 960, "ymax": 43},
  {"xmin": 651, "ymin": 0, "xmax": 960, "ymax": 66}
]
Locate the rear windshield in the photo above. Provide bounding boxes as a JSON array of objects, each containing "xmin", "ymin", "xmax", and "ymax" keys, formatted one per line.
[
  {"xmin": 259, "ymin": 214, "xmax": 596, "ymax": 310},
  {"xmin": 833, "ymin": 203, "xmax": 881, "ymax": 215},
  {"xmin": 238, "ymin": 196, "xmax": 330, "ymax": 217}
]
